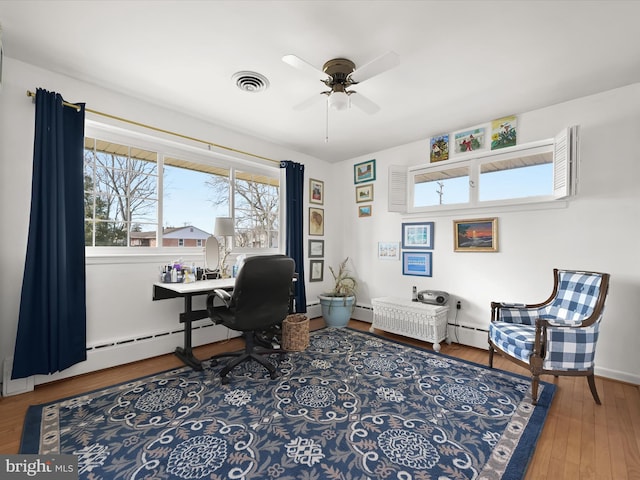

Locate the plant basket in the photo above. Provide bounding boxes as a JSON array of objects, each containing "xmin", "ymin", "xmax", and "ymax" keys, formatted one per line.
[{"xmin": 282, "ymin": 314, "xmax": 309, "ymax": 351}]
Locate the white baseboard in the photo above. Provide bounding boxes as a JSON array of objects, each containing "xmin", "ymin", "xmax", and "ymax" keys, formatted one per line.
[
  {"xmin": 594, "ymin": 366, "xmax": 639, "ymax": 385},
  {"xmin": 2, "ymin": 357, "xmax": 35, "ymax": 397}
]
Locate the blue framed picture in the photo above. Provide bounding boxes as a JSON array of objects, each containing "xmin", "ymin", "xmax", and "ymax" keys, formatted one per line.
[
  {"xmin": 401, "ymin": 222, "xmax": 434, "ymax": 249},
  {"xmin": 402, "ymin": 251, "xmax": 432, "ymax": 277}
]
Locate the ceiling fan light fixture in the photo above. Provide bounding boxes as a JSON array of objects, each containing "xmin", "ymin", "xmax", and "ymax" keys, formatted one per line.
[{"xmin": 328, "ymin": 91, "xmax": 350, "ymax": 111}]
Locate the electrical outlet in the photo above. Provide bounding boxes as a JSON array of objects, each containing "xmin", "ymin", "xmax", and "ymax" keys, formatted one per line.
[{"xmin": 456, "ymin": 300, "xmax": 462, "ymax": 310}]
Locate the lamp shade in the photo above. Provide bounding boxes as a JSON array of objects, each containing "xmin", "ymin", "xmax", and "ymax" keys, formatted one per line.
[
  {"xmin": 214, "ymin": 217, "xmax": 234, "ymax": 236},
  {"xmin": 328, "ymin": 91, "xmax": 349, "ymax": 111}
]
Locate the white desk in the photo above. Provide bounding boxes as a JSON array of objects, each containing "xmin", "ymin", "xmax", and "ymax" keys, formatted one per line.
[{"xmin": 153, "ymin": 278, "xmax": 235, "ymax": 370}]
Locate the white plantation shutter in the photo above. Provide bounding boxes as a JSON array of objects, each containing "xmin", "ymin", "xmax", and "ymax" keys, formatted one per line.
[
  {"xmin": 553, "ymin": 126, "xmax": 579, "ymax": 199},
  {"xmin": 388, "ymin": 165, "xmax": 407, "ymax": 212}
]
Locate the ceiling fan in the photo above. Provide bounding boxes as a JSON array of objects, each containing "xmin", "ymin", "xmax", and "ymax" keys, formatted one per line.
[{"xmin": 282, "ymin": 51, "xmax": 400, "ymax": 115}]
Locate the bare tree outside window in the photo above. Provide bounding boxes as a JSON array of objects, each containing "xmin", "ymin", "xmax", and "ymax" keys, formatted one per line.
[
  {"xmin": 206, "ymin": 171, "xmax": 279, "ymax": 248},
  {"xmin": 84, "ymin": 138, "xmax": 158, "ymax": 246}
]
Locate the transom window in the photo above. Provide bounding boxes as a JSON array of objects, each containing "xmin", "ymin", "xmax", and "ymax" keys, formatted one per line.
[{"xmin": 409, "ymin": 128, "xmax": 576, "ymax": 212}]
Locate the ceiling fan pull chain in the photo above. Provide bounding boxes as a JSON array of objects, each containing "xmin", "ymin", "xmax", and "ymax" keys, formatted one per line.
[{"xmin": 325, "ymin": 99, "xmax": 329, "ymax": 143}]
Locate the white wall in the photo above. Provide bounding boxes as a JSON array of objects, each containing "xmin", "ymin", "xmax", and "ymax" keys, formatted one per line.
[
  {"xmin": 330, "ymin": 83, "xmax": 640, "ymax": 384},
  {"xmin": 0, "ymin": 57, "xmax": 327, "ymax": 385}
]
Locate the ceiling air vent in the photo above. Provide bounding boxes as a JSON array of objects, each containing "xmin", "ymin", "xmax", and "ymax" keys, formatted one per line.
[{"xmin": 232, "ymin": 71, "xmax": 270, "ymax": 93}]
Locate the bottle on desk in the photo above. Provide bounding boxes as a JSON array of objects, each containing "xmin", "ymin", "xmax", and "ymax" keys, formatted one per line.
[{"xmin": 412, "ymin": 286, "xmax": 418, "ymax": 302}]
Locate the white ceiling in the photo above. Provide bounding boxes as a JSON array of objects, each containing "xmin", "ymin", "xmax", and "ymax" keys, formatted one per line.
[{"xmin": 1, "ymin": 1, "xmax": 639, "ymax": 163}]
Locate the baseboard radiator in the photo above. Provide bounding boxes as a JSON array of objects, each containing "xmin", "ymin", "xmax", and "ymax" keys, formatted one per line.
[
  {"xmin": 2, "ymin": 321, "xmax": 237, "ymax": 396},
  {"xmin": 447, "ymin": 323, "xmax": 490, "ymax": 350}
]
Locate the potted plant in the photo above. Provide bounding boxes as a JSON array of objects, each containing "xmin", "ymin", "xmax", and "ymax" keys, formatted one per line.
[{"xmin": 318, "ymin": 257, "xmax": 358, "ymax": 328}]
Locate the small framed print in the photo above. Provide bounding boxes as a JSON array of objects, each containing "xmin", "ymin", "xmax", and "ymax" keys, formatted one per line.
[
  {"xmin": 354, "ymin": 159, "xmax": 376, "ymax": 184},
  {"xmin": 355, "ymin": 184, "xmax": 374, "ymax": 203},
  {"xmin": 309, "ymin": 178, "xmax": 324, "ymax": 205},
  {"xmin": 309, "ymin": 207, "xmax": 324, "ymax": 236},
  {"xmin": 453, "ymin": 125, "xmax": 487, "ymax": 154},
  {"xmin": 491, "ymin": 115, "xmax": 517, "ymax": 150},
  {"xmin": 358, "ymin": 205, "xmax": 372, "ymax": 217},
  {"xmin": 430, "ymin": 134, "xmax": 450, "ymax": 162},
  {"xmin": 309, "ymin": 259, "xmax": 324, "ymax": 282},
  {"xmin": 401, "ymin": 222, "xmax": 434, "ymax": 249},
  {"xmin": 402, "ymin": 251, "xmax": 432, "ymax": 277},
  {"xmin": 453, "ymin": 218, "xmax": 498, "ymax": 252},
  {"xmin": 378, "ymin": 242, "xmax": 400, "ymax": 261},
  {"xmin": 308, "ymin": 239, "xmax": 324, "ymax": 258}
]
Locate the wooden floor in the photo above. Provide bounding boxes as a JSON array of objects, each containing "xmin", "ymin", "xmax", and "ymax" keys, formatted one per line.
[{"xmin": 1, "ymin": 319, "xmax": 638, "ymax": 479}]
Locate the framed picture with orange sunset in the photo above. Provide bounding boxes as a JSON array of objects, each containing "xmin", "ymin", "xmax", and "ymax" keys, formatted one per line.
[{"xmin": 453, "ymin": 218, "xmax": 498, "ymax": 252}]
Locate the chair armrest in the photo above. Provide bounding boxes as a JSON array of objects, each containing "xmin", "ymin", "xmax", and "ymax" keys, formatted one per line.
[
  {"xmin": 491, "ymin": 301, "xmax": 538, "ymax": 325},
  {"xmin": 213, "ymin": 288, "xmax": 232, "ymax": 307}
]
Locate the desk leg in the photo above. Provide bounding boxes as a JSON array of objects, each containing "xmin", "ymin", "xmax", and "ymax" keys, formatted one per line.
[{"xmin": 174, "ymin": 295, "xmax": 203, "ymax": 371}]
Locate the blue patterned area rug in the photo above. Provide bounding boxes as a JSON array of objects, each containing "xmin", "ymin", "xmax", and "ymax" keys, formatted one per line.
[{"xmin": 21, "ymin": 328, "xmax": 554, "ymax": 479}]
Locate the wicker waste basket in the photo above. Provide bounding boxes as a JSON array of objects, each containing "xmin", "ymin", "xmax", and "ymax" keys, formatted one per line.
[{"xmin": 282, "ymin": 314, "xmax": 309, "ymax": 351}]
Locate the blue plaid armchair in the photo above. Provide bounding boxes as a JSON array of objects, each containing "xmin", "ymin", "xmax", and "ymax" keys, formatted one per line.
[{"xmin": 488, "ymin": 269, "xmax": 610, "ymax": 405}]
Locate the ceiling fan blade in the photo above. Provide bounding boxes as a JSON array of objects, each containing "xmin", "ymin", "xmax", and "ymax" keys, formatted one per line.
[
  {"xmin": 350, "ymin": 51, "xmax": 400, "ymax": 83},
  {"xmin": 282, "ymin": 54, "xmax": 329, "ymax": 79},
  {"xmin": 349, "ymin": 92, "xmax": 380, "ymax": 115},
  {"xmin": 292, "ymin": 93, "xmax": 327, "ymax": 111}
]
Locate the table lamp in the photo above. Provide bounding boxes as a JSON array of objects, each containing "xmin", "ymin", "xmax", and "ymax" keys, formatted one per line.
[{"xmin": 214, "ymin": 217, "xmax": 234, "ymax": 278}]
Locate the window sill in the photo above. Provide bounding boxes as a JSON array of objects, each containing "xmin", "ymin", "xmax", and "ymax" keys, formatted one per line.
[{"xmin": 403, "ymin": 198, "xmax": 569, "ymax": 218}]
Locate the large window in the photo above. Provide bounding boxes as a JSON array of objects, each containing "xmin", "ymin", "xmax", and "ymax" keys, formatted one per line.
[{"xmin": 84, "ymin": 127, "xmax": 280, "ymax": 252}]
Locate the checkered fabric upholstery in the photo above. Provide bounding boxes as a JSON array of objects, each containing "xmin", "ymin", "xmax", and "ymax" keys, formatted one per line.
[{"xmin": 490, "ymin": 270, "xmax": 605, "ymax": 371}]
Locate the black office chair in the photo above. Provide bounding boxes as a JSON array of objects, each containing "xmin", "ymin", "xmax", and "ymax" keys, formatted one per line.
[{"xmin": 206, "ymin": 255, "xmax": 295, "ymax": 384}]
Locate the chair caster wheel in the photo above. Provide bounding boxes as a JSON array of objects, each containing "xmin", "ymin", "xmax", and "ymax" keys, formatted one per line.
[{"xmin": 221, "ymin": 376, "xmax": 230, "ymax": 385}]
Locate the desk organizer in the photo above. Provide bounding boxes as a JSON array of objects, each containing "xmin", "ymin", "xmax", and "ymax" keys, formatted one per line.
[{"xmin": 371, "ymin": 296, "xmax": 449, "ymax": 352}]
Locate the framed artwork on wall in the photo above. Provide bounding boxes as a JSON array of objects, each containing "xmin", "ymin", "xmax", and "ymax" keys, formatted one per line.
[
  {"xmin": 355, "ymin": 184, "xmax": 374, "ymax": 203},
  {"xmin": 309, "ymin": 207, "xmax": 324, "ymax": 236},
  {"xmin": 402, "ymin": 251, "xmax": 433, "ymax": 277},
  {"xmin": 401, "ymin": 222, "xmax": 434, "ymax": 249},
  {"xmin": 453, "ymin": 126, "xmax": 487, "ymax": 153},
  {"xmin": 491, "ymin": 115, "xmax": 517, "ymax": 150},
  {"xmin": 378, "ymin": 242, "xmax": 400, "ymax": 261},
  {"xmin": 430, "ymin": 134, "xmax": 449, "ymax": 162},
  {"xmin": 309, "ymin": 259, "xmax": 324, "ymax": 282},
  {"xmin": 354, "ymin": 159, "xmax": 376, "ymax": 184},
  {"xmin": 309, "ymin": 178, "xmax": 324, "ymax": 204},
  {"xmin": 358, "ymin": 205, "xmax": 372, "ymax": 217},
  {"xmin": 308, "ymin": 239, "xmax": 324, "ymax": 258},
  {"xmin": 453, "ymin": 217, "xmax": 498, "ymax": 252}
]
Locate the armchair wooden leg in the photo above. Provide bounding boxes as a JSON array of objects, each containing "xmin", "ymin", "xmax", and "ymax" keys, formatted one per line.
[
  {"xmin": 531, "ymin": 375, "xmax": 539, "ymax": 405},
  {"xmin": 488, "ymin": 344, "xmax": 494, "ymax": 368},
  {"xmin": 587, "ymin": 374, "xmax": 602, "ymax": 405}
]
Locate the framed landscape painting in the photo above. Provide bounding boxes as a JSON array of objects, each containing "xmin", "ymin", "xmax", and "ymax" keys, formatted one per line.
[
  {"xmin": 453, "ymin": 218, "xmax": 498, "ymax": 252},
  {"xmin": 354, "ymin": 159, "xmax": 376, "ymax": 184},
  {"xmin": 355, "ymin": 184, "xmax": 374, "ymax": 203}
]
